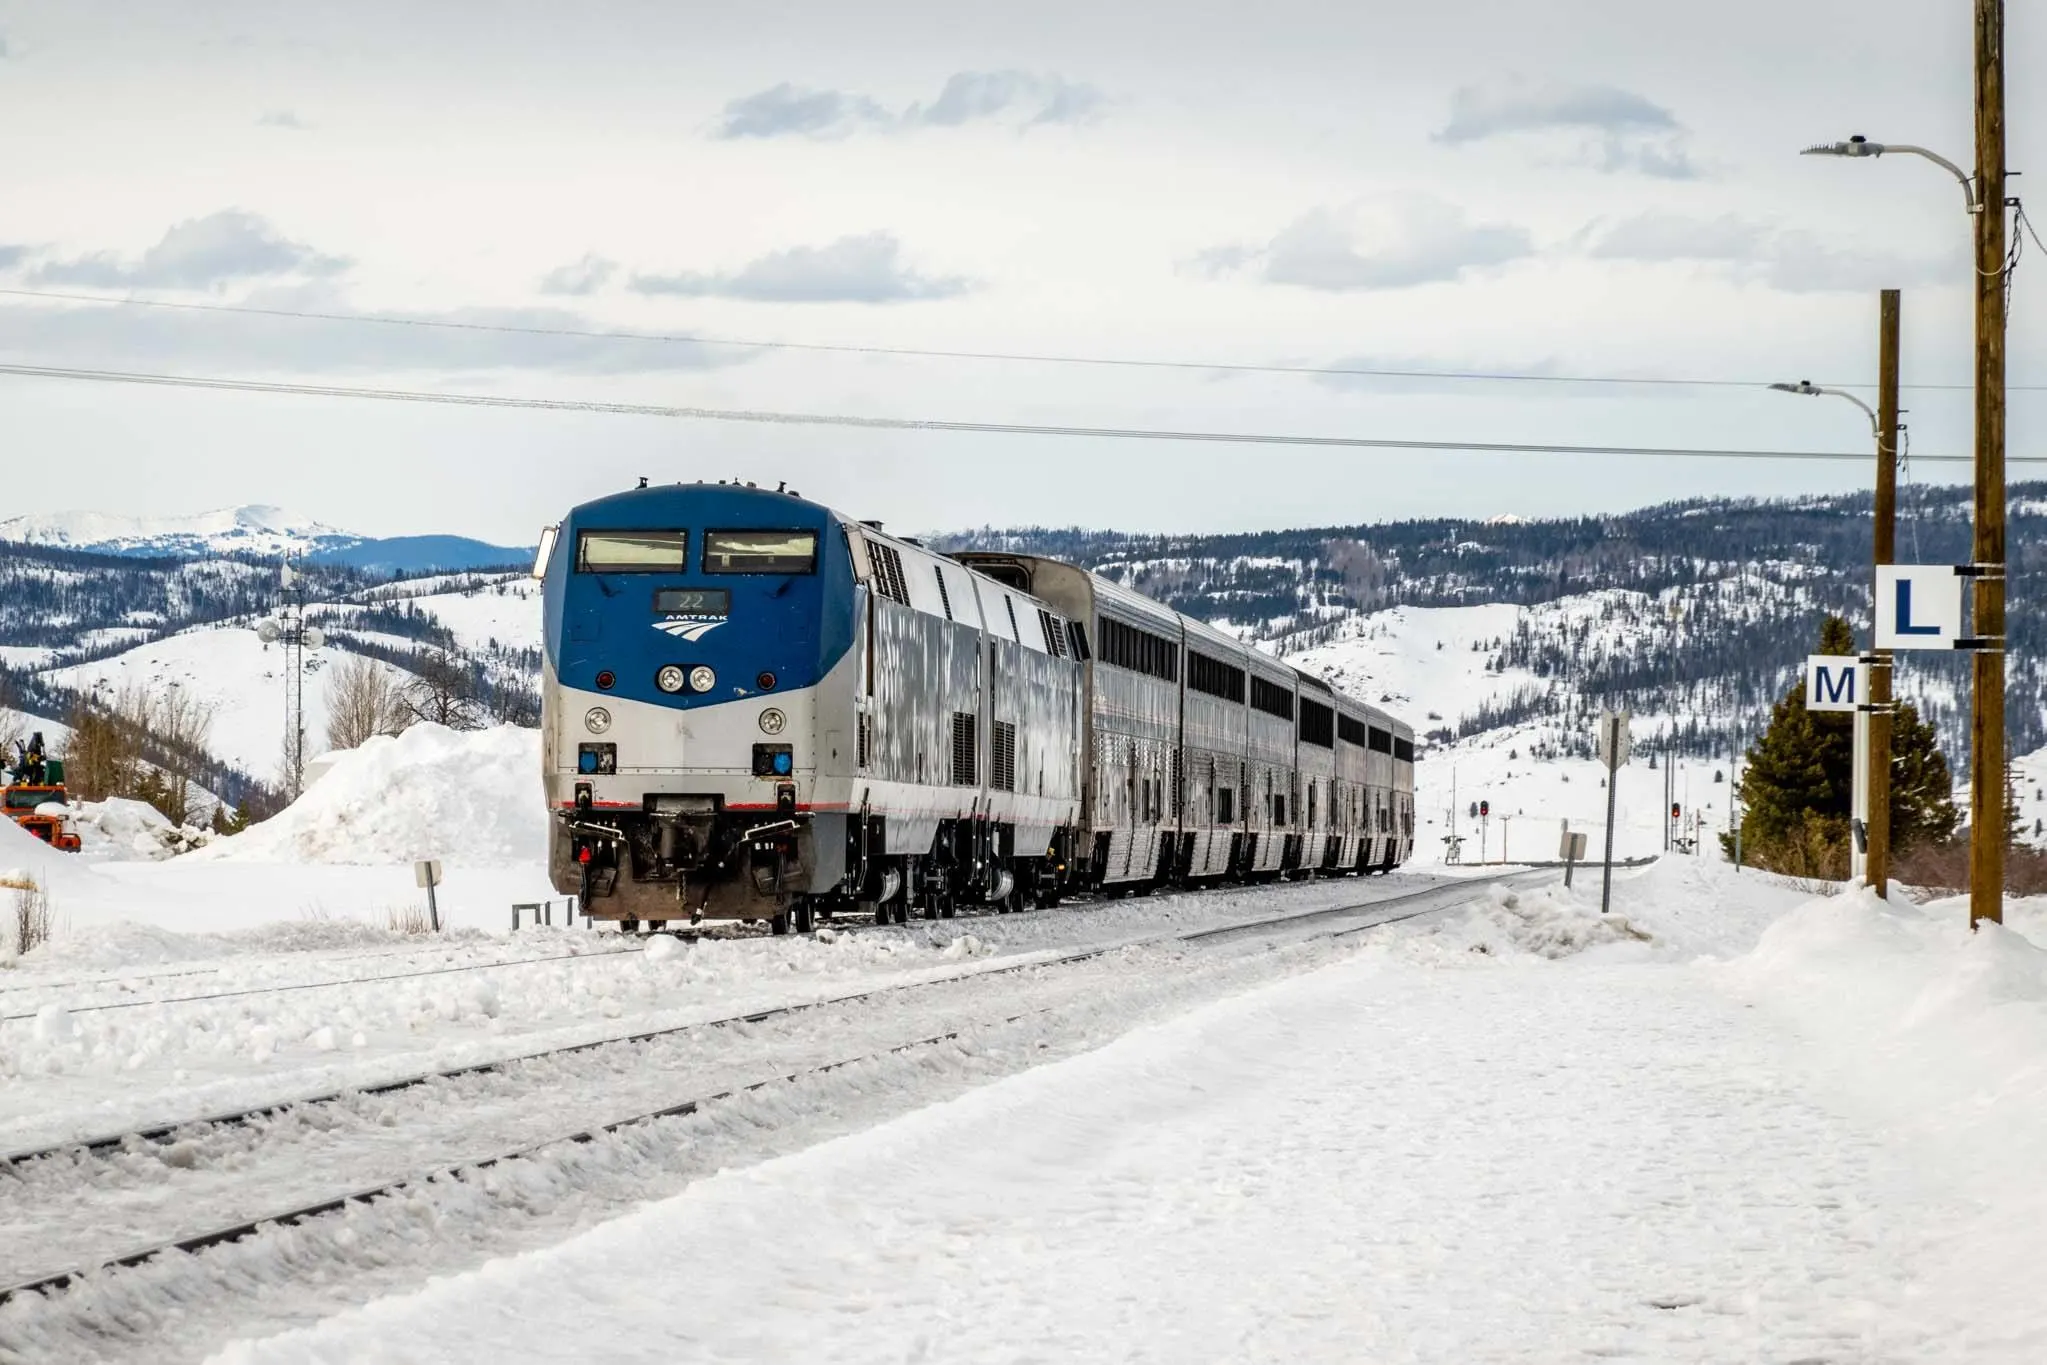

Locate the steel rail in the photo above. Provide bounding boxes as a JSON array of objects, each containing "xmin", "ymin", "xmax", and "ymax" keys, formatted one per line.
[{"xmin": 0, "ymin": 869, "xmax": 1550, "ymax": 1306}]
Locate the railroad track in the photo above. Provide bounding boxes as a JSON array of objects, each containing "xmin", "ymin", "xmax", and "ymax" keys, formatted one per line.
[
  {"xmin": 0, "ymin": 868, "xmax": 1551, "ymax": 1306},
  {"xmin": 0, "ymin": 943, "xmax": 646, "ymax": 1022}
]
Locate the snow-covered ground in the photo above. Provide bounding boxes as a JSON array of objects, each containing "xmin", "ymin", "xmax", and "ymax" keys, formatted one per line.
[
  {"xmin": 161, "ymin": 861, "xmax": 2047, "ymax": 1365},
  {"xmin": 6, "ymin": 701, "xmax": 2047, "ymax": 1361}
]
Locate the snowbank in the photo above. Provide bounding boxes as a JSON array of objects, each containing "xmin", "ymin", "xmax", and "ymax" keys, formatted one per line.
[
  {"xmin": 0, "ymin": 811, "xmax": 79, "ymax": 885},
  {"xmin": 195, "ymin": 724, "xmax": 544, "ymax": 868},
  {"xmin": 72, "ymin": 798, "xmax": 215, "ymax": 862},
  {"xmin": 1723, "ymin": 887, "xmax": 2047, "ymax": 1342}
]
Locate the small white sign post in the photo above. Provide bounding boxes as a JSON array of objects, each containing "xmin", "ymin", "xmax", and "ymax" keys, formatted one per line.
[
  {"xmin": 414, "ymin": 859, "xmax": 443, "ymax": 932},
  {"xmin": 1875, "ymin": 566, "xmax": 1966, "ymax": 651},
  {"xmin": 1806, "ymin": 654, "xmax": 1869, "ymax": 883},
  {"xmin": 1596, "ymin": 711, "xmax": 1629, "ymax": 914}
]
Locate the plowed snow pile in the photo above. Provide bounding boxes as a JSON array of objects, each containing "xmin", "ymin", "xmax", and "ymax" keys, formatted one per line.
[
  {"xmin": 0, "ymin": 810, "xmax": 81, "ymax": 883},
  {"xmin": 194, "ymin": 724, "xmax": 544, "ymax": 867}
]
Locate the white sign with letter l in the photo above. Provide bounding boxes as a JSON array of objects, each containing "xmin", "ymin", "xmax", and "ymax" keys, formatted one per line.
[{"xmin": 1875, "ymin": 565, "xmax": 1964, "ymax": 651}]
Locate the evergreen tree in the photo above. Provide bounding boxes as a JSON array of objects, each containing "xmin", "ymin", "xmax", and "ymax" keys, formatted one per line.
[
  {"xmin": 1722, "ymin": 615, "xmax": 1958, "ymax": 872},
  {"xmin": 1887, "ymin": 701, "xmax": 1958, "ymax": 854}
]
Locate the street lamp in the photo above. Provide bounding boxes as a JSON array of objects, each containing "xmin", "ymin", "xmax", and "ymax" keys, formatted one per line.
[
  {"xmin": 1801, "ymin": 136, "xmax": 1981, "ymax": 213},
  {"xmin": 1801, "ymin": 37, "xmax": 2008, "ymax": 934},
  {"xmin": 1770, "ymin": 376, "xmax": 1890, "ymax": 890},
  {"xmin": 1767, "ymin": 380, "xmax": 1880, "ymax": 438}
]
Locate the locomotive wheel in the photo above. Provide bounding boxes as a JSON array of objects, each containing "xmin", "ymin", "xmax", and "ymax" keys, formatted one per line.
[
  {"xmin": 792, "ymin": 900, "xmax": 815, "ymax": 934},
  {"xmin": 770, "ymin": 911, "xmax": 791, "ymax": 936},
  {"xmin": 622, "ymin": 918, "xmax": 640, "ymax": 933},
  {"xmin": 891, "ymin": 900, "xmax": 909, "ymax": 925}
]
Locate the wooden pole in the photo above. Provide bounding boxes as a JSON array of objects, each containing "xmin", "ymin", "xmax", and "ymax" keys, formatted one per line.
[
  {"xmin": 1869, "ymin": 290, "xmax": 1899, "ymax": 899},
  {"xmin": 1971, "ymin": 0, "xmax": 2007, "ymax": 928}
]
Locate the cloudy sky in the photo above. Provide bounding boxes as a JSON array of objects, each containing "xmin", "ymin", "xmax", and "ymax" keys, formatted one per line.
[{"xmin": 0, "ymin": 0, "xmax": 2040, "ymax": 542}]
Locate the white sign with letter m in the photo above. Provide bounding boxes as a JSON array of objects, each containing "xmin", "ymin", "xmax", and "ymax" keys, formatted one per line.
[{"xmin": 1805, "ymin": 655, "xmax": 1861, "ymax": 713}]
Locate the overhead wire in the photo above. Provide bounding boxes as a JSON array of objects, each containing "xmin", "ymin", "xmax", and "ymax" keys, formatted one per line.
[
  {"xmin": 0, "ymin": 284, "xmax": 2027, "ymax": 395},
  {"xmin": 0, "ymin": 359, "xmax": 2027, "ymax": 462}
]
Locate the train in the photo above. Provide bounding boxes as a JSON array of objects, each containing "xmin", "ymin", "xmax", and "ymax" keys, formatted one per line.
[{"xmin": 536, "ymin": 479, "xmax": 1415, "ymax": 933}]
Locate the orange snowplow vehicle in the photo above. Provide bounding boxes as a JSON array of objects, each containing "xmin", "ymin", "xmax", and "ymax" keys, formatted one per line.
[{"xmin": 3, "ymin": 735, "xmax": 81, "ymax": 853}]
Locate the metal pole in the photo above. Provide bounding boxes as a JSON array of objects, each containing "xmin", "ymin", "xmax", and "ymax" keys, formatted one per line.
[
  {"xmin": 1971, "ymin": 0, "xmax": 2007, "ymax": 928},
  {"xmin": 1600, "ymin": 715, "xmax": 1620, "ymax": 914},
  {"xmin": 1730, "ymin": 722, "xmax": 1742, "ymax": 871},
  {"xmin": 1869, "ymin": 288, "xmax": 1900, "ymax": 899}
]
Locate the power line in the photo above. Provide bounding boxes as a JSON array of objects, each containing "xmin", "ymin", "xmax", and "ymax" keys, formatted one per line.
[
  {"xmin": 0, "ymin": 283, "xmax": 2017, "ymax": 394},
  {"xmin": 0, "ymin": 359, "xmax": 2019, "ymax": 462}
]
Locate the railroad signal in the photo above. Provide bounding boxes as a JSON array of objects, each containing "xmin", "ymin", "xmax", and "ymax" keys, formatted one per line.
[{"xmin": 1479, "ymin": 800, "xmax": 1489, "ymax": 817}]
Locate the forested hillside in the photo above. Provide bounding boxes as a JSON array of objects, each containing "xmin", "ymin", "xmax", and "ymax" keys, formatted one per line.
[{"xmin": 942, "ymin": 483, "xmax": 2047, "ymax": 765}]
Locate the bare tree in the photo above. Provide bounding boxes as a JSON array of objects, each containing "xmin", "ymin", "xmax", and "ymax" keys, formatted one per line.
[
  {"xmin": 62, "ymin": 683, "xmax": 146, "ymax": 801},
  {"xmin": 0, "ymin": 709, "xmax": 23, "ymax": 768},
  {"xmin": 325, "ymin": 652, "xmax": 411, "ymax": 751},
  {"xmin": 399, "ymin": 649, "xmax": 485, "ymax": 732},
  {"xmin": 146, "ymin": 682, "xmax": 218, "ymax": 826}
]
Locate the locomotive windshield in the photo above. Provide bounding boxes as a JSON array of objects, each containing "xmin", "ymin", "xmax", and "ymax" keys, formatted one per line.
[
  {"xmin": 703, "ymin": 530, "xmax": 818, "ymax": 575},
  {"xmin": 576, "ymin": 530, "xmax": 688, "ymax": 572}
]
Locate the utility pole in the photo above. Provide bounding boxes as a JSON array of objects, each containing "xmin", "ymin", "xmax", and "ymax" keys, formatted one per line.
[
  {"xmin": 1868, "ymin": 289, "xmax": 1901, "ymax": 899},
  {"xmin": 1971, "ymin": 0, "xmax": 2007, "ymax": 929}
]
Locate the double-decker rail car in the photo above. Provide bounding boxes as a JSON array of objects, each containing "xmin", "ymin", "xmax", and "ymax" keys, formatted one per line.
[{"xmin": 537, "ymin": 481, "xmax": 1082, "ymax": 934}]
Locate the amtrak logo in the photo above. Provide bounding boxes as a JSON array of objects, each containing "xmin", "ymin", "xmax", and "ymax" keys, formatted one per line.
[{"xmin": 653, "ymin": 617, "xmax": 725, "ymax": 642}]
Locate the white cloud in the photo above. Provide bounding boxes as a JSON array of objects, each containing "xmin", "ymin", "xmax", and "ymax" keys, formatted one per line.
[
  {"xmin": 1582, "ymin": 211, "xmax": 1956, "ymax": 292},
  {"xmin": 1196, "ymin": 200, "xmax": 1534, "ymax": 292},
  {"xmin": 538, "ymin": 254, "xmax": 618, "ymax": 296},
  {"xmin": 21, "ymin": 210, "xmax": 349, "ymax": 290},
  {"xmin": 1436, "ymin": 80, "xmax": 1699, "ymax": 180},
  {"xmin": 630, "ymin": 232, "xmax": 973, "ymax": 303},
  {"xmin": 712, "ymin": 70, "xmax": 1105, "ymax": 140}
]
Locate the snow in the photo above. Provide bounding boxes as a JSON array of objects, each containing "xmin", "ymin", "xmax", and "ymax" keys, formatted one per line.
[
  {"xmin": 6, "ymin": 719, "xmax": 2047, "ymax": 1364},
  {"xmin": 201, "ymin": 858, "xmax": 2047, "ymax": 1364},
  {"xmin": 193, "ymin": 723, "xmax": 543, "ymax": 867},
  {"xmin": 0, "ymin": 505, "xmax": 349, "ymax": 559},
  {"xmin": 71, "ymin": 798, "xmax": 214, "ymax": 862},
  {"xmin": 43, "ymin": 625, "xmax": 416, "ymax": 782},
  {"xmin": 383, "ymin": 578, "xmax": 539, "ymax": 655}
]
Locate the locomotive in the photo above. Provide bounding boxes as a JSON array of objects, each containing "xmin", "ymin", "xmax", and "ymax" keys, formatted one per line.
[{"xmin": 536, "ymin": 480, "xmax": 1414, "ymax": 934}]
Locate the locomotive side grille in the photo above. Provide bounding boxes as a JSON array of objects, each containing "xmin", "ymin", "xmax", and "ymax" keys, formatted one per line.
[
  {"xmin": 869, "ymin": 543, "xmax": 911, "ymax": 605},
  {"xmin": 950, "ymin": 712, "xmax": 978, "ymax": 786},
  {"xmin": 933, "ymin": 565, "xmax": 955, "ymax": 620},
  {"xmin": 857, "ymin": 713, "xmax": 871, "ymax": 770},
  {"xmin": 991, "ymin": 721, "xmax": 1017, "ymax": 792},
  {"xmin": 1038, "ymin": 608, "xmax": 1066, "ymax": 657}
]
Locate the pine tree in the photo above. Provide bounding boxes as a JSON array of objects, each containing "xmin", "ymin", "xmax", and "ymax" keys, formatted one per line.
[
  {"xmin": 1722, "ymin": 615, "xmax": 1958, "ymax": 873},
  {"xmin": 1887, "ymin": 700, "xmax": 1959, "ymax": 855}
]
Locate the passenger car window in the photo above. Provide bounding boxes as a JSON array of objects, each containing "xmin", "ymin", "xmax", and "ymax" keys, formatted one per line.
[
  {"xmin": 576, "ymin": 530, "xmax": 687, "ymax": 573},
  {"xmin": 704, "ymin": 530, "xmax": 819, "ymax": 574}
]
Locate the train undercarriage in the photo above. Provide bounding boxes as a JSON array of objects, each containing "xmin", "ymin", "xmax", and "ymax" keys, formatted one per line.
[{"xmin": 555, "ymin": 796, "xmax": 1405, "ymax": 936}]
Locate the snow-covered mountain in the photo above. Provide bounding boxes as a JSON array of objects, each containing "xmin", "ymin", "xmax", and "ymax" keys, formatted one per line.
[
  {"xmin": 0, "ymin": 504, "xmax": 535, "ymax": 574},
  {"xmin": 0, "ymin": 505, "xmax": 355, "ymax": 560}
]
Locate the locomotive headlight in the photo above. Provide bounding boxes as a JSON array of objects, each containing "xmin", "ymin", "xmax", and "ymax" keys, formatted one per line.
[
  {"xmin": 688, "ymin": 665, "xmax": 716, "ymax": 693},
  {"xmin": 758, "ymin": 707, "xmax": 786, "ymax": 735},
  {"xmin": 584, "ymin": 706, "xmax": 612, "ymax": 734},
  {"xmin": 656, "ymin": 665, "xmax": 687, "ymax": 694}
]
